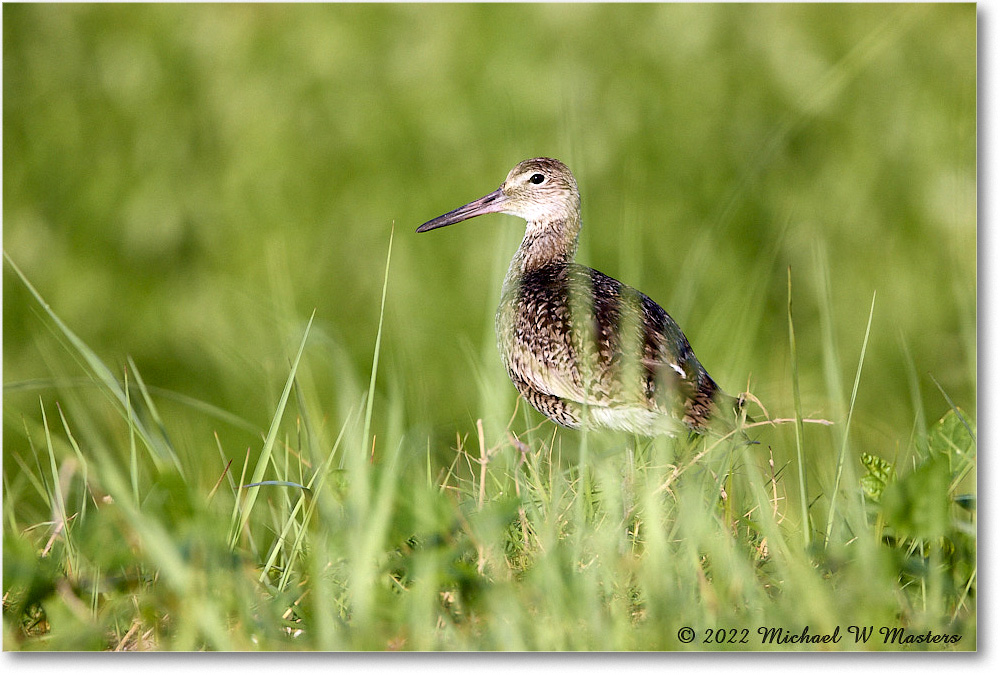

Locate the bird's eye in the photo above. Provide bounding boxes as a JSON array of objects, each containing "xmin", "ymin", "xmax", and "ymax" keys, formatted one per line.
[{"xmin": 529, "ymin": 173, "xmax": 545, "ymax": 185}]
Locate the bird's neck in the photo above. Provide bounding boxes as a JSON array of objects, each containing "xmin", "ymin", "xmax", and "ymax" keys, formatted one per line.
[{"xmin": 504, "ymin": 214, "xmax": 582, "ymax": 289}]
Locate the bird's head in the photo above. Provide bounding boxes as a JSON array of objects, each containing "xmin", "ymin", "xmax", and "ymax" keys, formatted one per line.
[{"xmin": 416, "ymin": 157, "xmax": 580, "ymax": 233}]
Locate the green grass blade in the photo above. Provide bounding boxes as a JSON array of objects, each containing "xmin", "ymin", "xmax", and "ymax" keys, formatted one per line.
[
  {"xmin": 39, "ymin": 398, "xmax": 74, "ymax": 560},
  {"xmin": 125, "ymin": 365, "xmax": 140, "ymax": 506},
  {"xmin": 814, "ymin": 241, "xmax": 846, "ymax": 422},
  {"xmin": 228, "ymin": 310, "xmax": 315, "ymax": 549},
  {"xmin": 127, "ymin": 356, "xmax": 179, "ymax": 461},
  {"xmin": 362, "ymin": 224, "xmax": 394, "ymax": 460},
  {"xmin": 824, "ymin": 291, "xmax": 876, "ymax": 546},
  {"xmin": 787, "ymin": 267, "xmax": 810, "ymax": 547},
  {"xmin": 55, "ymin": 403, "xmax": 91, "ymax": 522},
  {"xmin": 898, "ymin": 333, "xmax": 928, "ymax": 450}
]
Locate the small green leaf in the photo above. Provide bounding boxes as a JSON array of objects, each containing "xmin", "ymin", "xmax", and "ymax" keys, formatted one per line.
[
  {"xmin": 928, "ymin": 408, "xmax": 975, "ymax": 458},
  {"xmin": 860, "ymin": 452, "xmax": 893, "ymax": 502}
]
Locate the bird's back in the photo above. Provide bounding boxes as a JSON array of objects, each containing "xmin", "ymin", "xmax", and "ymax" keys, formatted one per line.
[{"xmin": 496, "ymin": 262, "xmax": 729, "ymax": 435}]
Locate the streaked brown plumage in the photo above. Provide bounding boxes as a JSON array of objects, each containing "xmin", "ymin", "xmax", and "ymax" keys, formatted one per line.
[{"xmin": 417, "ymin": 158, "xmax": 740, "ymax": 436}]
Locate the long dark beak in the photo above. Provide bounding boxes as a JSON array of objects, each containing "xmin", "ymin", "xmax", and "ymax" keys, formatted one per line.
[{"xmin": 416, "ymin": 187, "xmax": 508, "ymax": 233}]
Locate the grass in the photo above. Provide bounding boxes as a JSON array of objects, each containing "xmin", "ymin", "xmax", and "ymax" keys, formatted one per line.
[
  {"xmin": 3, "ymin": 3, "xmax": 976, "ymax": 652},
  {"xmin": 2, "ymin": 235, "xmax": 976, "ymax": 650}
]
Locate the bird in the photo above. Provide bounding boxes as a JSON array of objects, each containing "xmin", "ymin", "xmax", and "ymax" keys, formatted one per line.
[{"xmin": 416, "ymin": 157, "xmax": 743, "ymax": 437}]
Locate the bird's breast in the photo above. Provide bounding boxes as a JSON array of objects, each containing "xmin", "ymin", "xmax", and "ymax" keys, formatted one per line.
[{"xmin": 496, "ymin": 263, "xmax": 654, "ymax": 406}]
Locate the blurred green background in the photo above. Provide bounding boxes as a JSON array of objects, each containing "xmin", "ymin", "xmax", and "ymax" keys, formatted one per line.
[{"xmin": 4, "ymin": 3, "xmax": 975, "ymax": 473}]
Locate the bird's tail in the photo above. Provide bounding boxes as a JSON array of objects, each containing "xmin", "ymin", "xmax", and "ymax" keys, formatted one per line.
[{"xmin": 704, "ymin": 389, "xmax": 756, "ymax": 440}]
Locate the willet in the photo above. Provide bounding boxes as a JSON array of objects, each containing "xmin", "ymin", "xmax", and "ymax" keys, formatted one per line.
[{"xmin": 417, "ymin": 158, "xmax": 742, "ymax": 436}]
